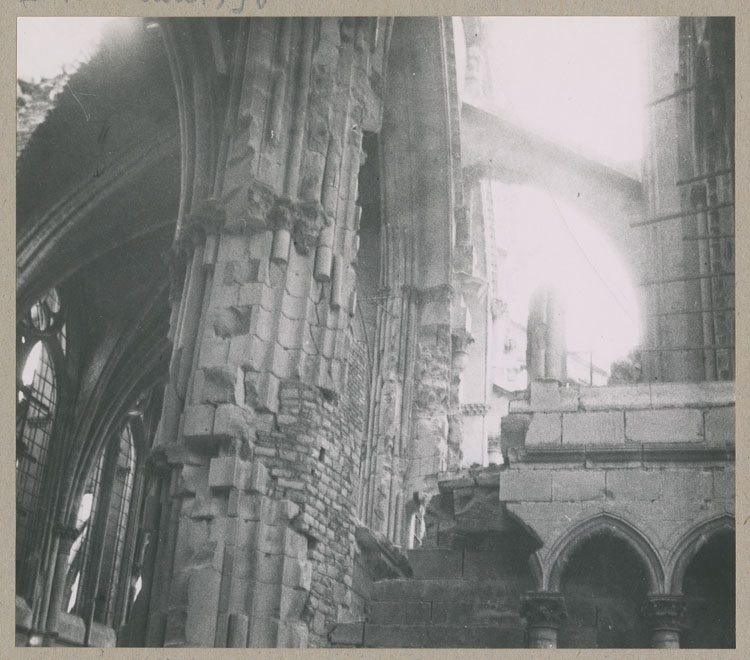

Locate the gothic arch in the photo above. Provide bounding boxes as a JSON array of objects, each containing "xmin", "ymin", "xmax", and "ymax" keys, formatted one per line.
[
  {"xmin": 667, "ymin": 513, "xmax": 734, "ymax": 594},
  {"xmin": 545, "ymin": 513, "xmax": 665, "ymax": 594}
]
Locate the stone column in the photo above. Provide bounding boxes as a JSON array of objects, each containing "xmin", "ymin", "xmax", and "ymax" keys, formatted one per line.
[
  {"xmin": 148, "ymin": 17, "xmax": 390, "ymax": 647},
  {"xmin": 643, "ymin": 595, "xmax": 688, "ymax": 648},
  {"xmin": 526, "ymin": 286, "xmax": 567, "ymax": 383},
  {"xmin": 519, "ymin": 592, "xmax": 567, "ymax": 648},
  {"xmin": 41, "ymin": 525, "xmax": 78, "ymax": 645}
]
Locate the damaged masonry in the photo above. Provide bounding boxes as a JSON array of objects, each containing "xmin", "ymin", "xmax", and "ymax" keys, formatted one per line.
[{"xmin": 16, "ymin": 17, "xmax": 734, "ymax": 648}]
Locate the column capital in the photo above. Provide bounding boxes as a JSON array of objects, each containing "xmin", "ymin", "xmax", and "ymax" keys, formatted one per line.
[
  {"xmin": 520, "ymin": 591, "xmax": 567, "ymax": 628},
  {"xmin": 642, "ymin": 594, "xmax": 688, "ymax": 632}
]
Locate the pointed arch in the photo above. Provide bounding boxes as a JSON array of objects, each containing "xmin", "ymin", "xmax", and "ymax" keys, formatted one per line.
[
  {"xmin": 667, "ymin": 513, "xmax": 734, "ymax": 594},
  {"xmin": 545, "ymin": 513, "xmax": 665, "ymax": 594}
]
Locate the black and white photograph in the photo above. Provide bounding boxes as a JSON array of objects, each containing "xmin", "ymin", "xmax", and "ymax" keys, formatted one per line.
[{"xmin": 14, "ymin": 9, "xmax": 736, "ymax": 649}]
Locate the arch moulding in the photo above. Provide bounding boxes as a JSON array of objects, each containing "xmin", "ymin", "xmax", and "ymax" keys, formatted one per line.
[
  {"xmin": 667, "ymin": 513, "xmax": 734, "ymax": 594},
  {"xmin": 544, "ymin": 512, "xmax": 666, "ymax": 594}
]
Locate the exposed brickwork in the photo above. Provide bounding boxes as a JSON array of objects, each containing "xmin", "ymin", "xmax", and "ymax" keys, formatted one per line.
[{"xmin": 252, "ymin": 376, "xmax": 365, "ymax": 646}]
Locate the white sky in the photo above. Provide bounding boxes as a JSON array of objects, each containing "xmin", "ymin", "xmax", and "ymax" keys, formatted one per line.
[
  {"xmin": 484, "ymin": 17, "xmax": 646, "ymax": 167},
  {"xmin": 494, "ymin": 183, "xmax": 640, "ymax": 370},
  {"xmin": 17, "ymin": 18, "xmax": 113, "ymax": 81}
]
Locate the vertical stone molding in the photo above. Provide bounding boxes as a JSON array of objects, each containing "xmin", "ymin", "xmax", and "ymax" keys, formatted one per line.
[
  {"xmin": 642, "ymin": 595, "xmax": 688, "ymax": 648},
  {"xmin": 519, "ymin": 592, "xmax": 567, "ymax": 649}
]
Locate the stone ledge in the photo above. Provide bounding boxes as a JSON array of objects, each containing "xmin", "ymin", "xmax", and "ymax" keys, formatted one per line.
[
  {"xmin": 513, "ymin": 380, "xmax": 734, "ymax": 413},
  {"xmin": 510, "ymin": 443, "xmax": 733, "ymax": 466},
  {"xmin": 355, "ymin": 526, "xmax": 413, "ymax": 580},
  {"xmin": 437, "ymin": 464, "xmax": 502, "ymax": 491}
]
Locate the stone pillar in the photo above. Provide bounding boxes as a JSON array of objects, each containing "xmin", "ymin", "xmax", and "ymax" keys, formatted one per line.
[
  {"xmin": 41, "ymin": 526, "xmax": 78, "ymax": 644},
  {"xmin": 519, "ymin": 592, "xmax": 567, "ymax": 648},
  {"xmin": 643, "ymin": 595, "xmax": 688, "ymax": 648},
  {"xmin": 148, "ymin": 17, "xmax": 390, "ymax": 647},
  {"xmin": 526, "ymin": 286, "xmax": 567, "ymax": 383}
]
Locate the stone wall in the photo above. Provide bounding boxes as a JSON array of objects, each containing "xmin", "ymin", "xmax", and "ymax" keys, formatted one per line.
[
  {"xmin": 500, "ymin": 379, "xmax": 734, "ymax": 594},
  {"xmin": 145, "ymin": 17, "xmax": 391, "ymax": 647}
]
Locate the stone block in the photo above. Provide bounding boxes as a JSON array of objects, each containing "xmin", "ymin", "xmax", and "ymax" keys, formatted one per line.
[
  {"xmin": 579, "ymin": 384, "xmax": 651, "ymax": 410},
  {"xmin": 277, "ymin": 314, "xmax": 303, "ymax": 350},
  {"xmin": 285, "ymin": 254, "xmax": 315, "ymax": 299},
  {"xmin": 271, "ymin": 343, "xmax": 300, "ymax": 379},
  {"xmin": 187, "ymin": 576, "xmax": 222, "ymax": 640},
  {"xmin": 625, "ymin": 409, "xmax": 704, "ymax": 443},
  {"xmin": 508, "ymin": 398, "xmax": 531, "ymax": 413},
  {"xmin": 194, "ymin": 367, "xmax": 239, "ymax": 404},
  {"xmin": 227, "ymin": 613, "xmax": 249, "ymax": 648},
  {"xmin": 552, "ymin": 470, "xmax": 606, "ymax": 501},
  {"xmin": 209, "ymin": 455, "xmax": 245, "ymax": 490},
  {"xmin": 217, "ymin": 233, "xmax": 250, "ymax": 263},
  {"xmin": 182, "ymin": 404, "xmax": 215, "ymax": 440},
  {"xmin": 279, "ymin": 584, "xmax": 308, "ymax": 619},
  {"xmin": 198, "ymin": 336, "xmax": 230, "ymax": 369},
  {"xmin": 563, "ymin": 411, "xmax": 625, "ymax": 445},
  {"xmin": 430, "ymin": 601, "xmax": 454, "ymax": 624},
  {"xmin": 271, "ymin": 498, "xmax": 299, "ymax": 522},
  {"xmin": 163, "ymin": 607, "xmax": 188, "ymax": 647},
  {"xmin": 363, "ymin": 624, "xmax": 428, "ymax": 648},
  {"xmin": 605, "ymin": 470, "xmax": 661, "ymax": 502},
  {"xmin": 404, "ymin": 600, "xmax": 432, "ymax": 625},
  {"xmin": 330, "ymin": 621, "xmax": 364, "ymax": 646},
  {"xmin": 713, "ymin": 468, "xmax": 735, "ymax": 501},
  {"xmin": 283, "ymin": 528, "xmax": 308, "ymax": 559},
  {"xmin": 256, "ymin": 522, "xmax": 286, "ymax": 556},
  {"xmin": 247, "ymin": 615, "xmax": 278, "ymax": 647},
  {"xmin": 649, "ymin": 381, "xmax": 734, "ymax": 408},
  {"xmin": 462, "ymin": 551, "xmax": 518, "ymax": 580},
  {"xmin": 213, "ymin": 305, "xmax": 253, "ymax": 339},
  {"xmin": 228, "ymin": 334, "xmax": 267, "ymax": 371},
  {"xmin": 499, "ymin": 469, "xmax": 552, "ymax": 502},
  {"xmin": 281, "ymin": 289, "xmax": 310, "ymax": 321},
  {"xmin": 705, "ymin": 407, "xmax": 734, "ymax": 444},
  {"xmin": 368, "ymin": 600, "xmax": 406, "ymax": 624},
  {"xmin": 529, "ymin": 380, "xmax": 579, "ymax": 412},
  {"xmin": 250, "ymin": 305, "xmax": 274, "ymax": 342},
  {"xmin": 237, "ymin": 282, "xmax": 265, "ymax": 307},
  {"xmin": 426, "ymin": 625, "xmax": 525, "ymax": 648},
  {"xmin": 55, "ymin": 612, "xmax": 86, "ymax": 646},
  {"xmin": 249, "ymin": 578, "xmax": 282, "ymax": 619},
  {"xmin": 259, "ymin": 372, "xmax": 281, "ymax": 413},
  {"xmin": 212, "ymin": 403, "xmax": 253, "ymax": 442},
  {"xmin": 408, "ymin": 549, "xmax": 463, "ymax": 579},
  {"xmin": 282, "ymin": 557, "xmax": 311, "ymax": 590},
  {"xmin": 525, "ymin": 413, "xmax": 562, "ymax": 445},
  {"xmin": 277, "ymin": 620, "xmax": 309, "ymax": 648},
  {"xmin": 661, "ymin": 470, "xmax": 713, "ymax": 502},
  {"xmin": 88, "ymin": 622, "xmax": 117, "ymax": 647}
]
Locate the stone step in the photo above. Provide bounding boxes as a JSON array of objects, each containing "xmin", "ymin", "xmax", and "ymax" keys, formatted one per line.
[
  {"xmin": 406, "ymin": 547, "xmax": 532, "ymax": 580},
  {"xmin": 330, "ymin": 622, "xmax": 526, "ymax": 648},
  {"xmin": 367, "ymin": 598, "xmax": 524, "ymax": 626},
  {"xmin": 371, "ymin": 577, "xmax": 531, "ymax": 602}
]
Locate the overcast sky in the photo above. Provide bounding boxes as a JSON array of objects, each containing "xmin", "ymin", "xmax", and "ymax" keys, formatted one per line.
[
  {"xmin": 484, "ymin": 17, "xmax": 646, "ymax": 168},
  {"xmin": 17, "ymin": 17, "xmax": 114, "ymax": 82}
]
